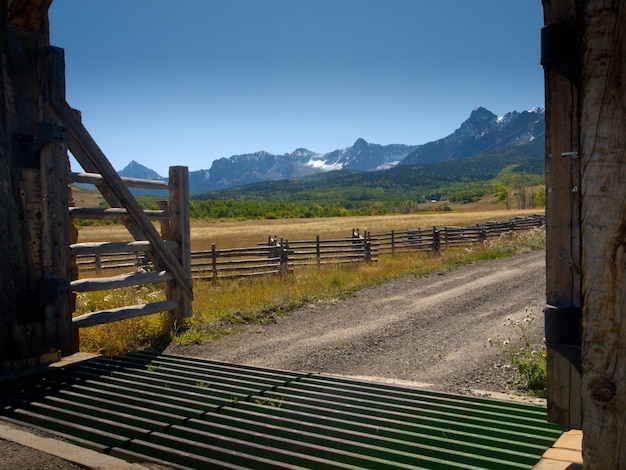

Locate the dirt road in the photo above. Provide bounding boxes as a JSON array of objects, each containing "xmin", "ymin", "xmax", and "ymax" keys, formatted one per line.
[
  {"xmin": 167, "ymin": 250, "xmax": 546, "ymax": 397},
  {"xmin": 0, "ymin": 250, "xmax": 546, "ymax": 468}
]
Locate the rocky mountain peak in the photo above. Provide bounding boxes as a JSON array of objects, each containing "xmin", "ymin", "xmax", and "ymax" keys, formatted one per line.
[
  {"xmin": 119, "ymin": 160, "xmax": 165, "ymax": 180},
  {"xmin": 117, "ymin": 106, "xmax": 544, "ymax": 194}
]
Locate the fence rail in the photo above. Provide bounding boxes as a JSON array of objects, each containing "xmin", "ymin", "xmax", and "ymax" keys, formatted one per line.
[
  {"xmin": 369, "ymin": 215, "xmax": 545, "ymax": 254},
  {"xmin": 75, "ymin": 214, "xmax": 544, "ymax": 280}
]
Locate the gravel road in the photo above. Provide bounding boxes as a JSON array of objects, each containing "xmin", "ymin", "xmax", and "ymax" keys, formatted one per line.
[{"xmin": 166, "ymin": 250, "xmax": 547, "ymax": 398}]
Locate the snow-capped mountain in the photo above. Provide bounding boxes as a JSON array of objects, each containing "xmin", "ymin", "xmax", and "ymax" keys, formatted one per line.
[
  {"xmin": 400, "ymin": 107, "xmax": 544, "ymax": 165},
  {"xmin": 189, "ymin": 140, "xmax": 418, "ymax": 192},
  {"xmin": 319, "ymin": 139, "xmax": 419, "ymax": 172},
  {"xmin": 118, "ymin": 106, "xmax": 544, "ymax": 194},
  {"xmin": 201, "ymin": 149, "xmax": 320, "ymax": 191}
]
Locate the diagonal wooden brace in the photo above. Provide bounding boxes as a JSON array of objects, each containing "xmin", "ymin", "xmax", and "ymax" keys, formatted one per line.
[{"xmin": 51, "ymin": 89, "xmax": 193, "ymax": 299}]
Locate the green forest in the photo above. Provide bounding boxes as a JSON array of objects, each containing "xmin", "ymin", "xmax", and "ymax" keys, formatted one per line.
[{"xmin": 186, "ymin": 138, "xmax": 545, "ymax": 220}]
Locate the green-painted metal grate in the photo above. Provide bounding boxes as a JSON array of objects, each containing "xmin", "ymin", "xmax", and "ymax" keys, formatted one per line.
[{"xmin": 0, "ymin": 351, "xmax": 564, "ymax": 469}]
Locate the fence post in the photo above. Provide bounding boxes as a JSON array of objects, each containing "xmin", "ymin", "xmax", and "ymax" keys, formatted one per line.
[
  {"xmin": 280, "ymin": 238, "xmax": 289, "ymax": 275},
  {"xmin": 364, "ymin": 232, "xmax": 372, "ymax": 263},
  {"xmin": 166, "ymin": 166, "xmax": 192, "ymax": 319},
  {"xmin": 95, "ymin": 253, "xmax": 102, "ymax": 274},
  {"xmin": 211, "ymin": 243, "xmax": 217, "ymax": 282},
  {"xmin": 391, "ymin": 229, "xmax": 395, "ymax": 254},
  {"xmin": 479, "ymin": 226, "xmax": 487, "ymax": 244},
  {"xmin": 316, "ymin": 234, "xmax": 321, "ymax": 267},
  {"xmin": 432, "ymin": 227, "xmax": 441, "ymax": 253}
]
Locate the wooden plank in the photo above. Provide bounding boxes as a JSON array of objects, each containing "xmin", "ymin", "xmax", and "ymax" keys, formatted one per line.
[
  {"xmin": 166, "ymin": 166, "xmax": 192, "ymax": 318},
  {"xmin": 71, "ymin": 240, "xmax": 178, "ymax": 256},
  {"xmin": 17, "ymin": 169, "xmax": 43, "ymax": 286},
  {"xmin": 70, "ymin": 171, "xmax": 170, "ymax": 190},
  {"xmin": 70, "ymin": 270, "xmax": 173, "ymax": 293},
  {"xmin": 72, "ymin": 300, "xmax": 180, "ymax": 329},
  {"xmin": 69, "ymin": 207, "xmax": 174, "ymax": 220},
  {"xmin": 541, "ymin": 0, "xmax": 582, "ymax": 429},
  {"xmin": 579, "ymin": 1, "xmax": 626, "ymax": 465},
  {"xmin": 39, "ymin": 143, "xmax": 73, "ymax": 347},
  {"xmin": 51, "ymin": 91, "xmax": 192, "ymax": 298}
]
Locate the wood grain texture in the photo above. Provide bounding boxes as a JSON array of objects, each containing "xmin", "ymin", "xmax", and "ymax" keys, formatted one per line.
[
  {"xmin": 542, "ymin": 0, "xmax": 583, "ymax": 429},
  {"xmin": 580, "ymin": 1, "xmax": 626, "ymax": 467}
]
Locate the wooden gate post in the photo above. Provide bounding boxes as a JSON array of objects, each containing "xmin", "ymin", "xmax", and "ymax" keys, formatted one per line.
[
  {"xmin": 166, "ymin": 166, "xmax": 192, "ymax": 319},
  {"xmin": 541, "ymin": 0, "xmax": 583, "ymax": 429},
  {"xmin": 1, "ymin": 3, "xmax": 76, "ymax": 369}
]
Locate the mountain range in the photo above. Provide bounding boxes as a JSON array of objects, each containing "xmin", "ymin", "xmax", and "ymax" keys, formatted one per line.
[{"xmin": 119, "ymin": 107, "xmax": 544, "ymax": 195}]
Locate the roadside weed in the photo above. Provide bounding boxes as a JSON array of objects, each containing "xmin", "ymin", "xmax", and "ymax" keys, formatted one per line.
[{"xmin": 488, "ymin": 308, "xmax": 547, "ymax": 398}]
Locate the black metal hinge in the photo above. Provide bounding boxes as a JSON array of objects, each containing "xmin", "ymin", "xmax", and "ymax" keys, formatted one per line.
[
  {"xmin": 12, "ymin": 122, "xmax": 68, "ymax": 169},
  {"xmin": 544, "ymin": 305, "xmax": 582, "ymax": 374},
  {"xmin": 541, "ymin": 22, "xmax": 581, "ymax": 87}
]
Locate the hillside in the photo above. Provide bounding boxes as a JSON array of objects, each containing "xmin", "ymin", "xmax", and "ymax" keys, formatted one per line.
[
  {"xmin": 192, "ymin": 137, "xmax": 544, "ymax": 208},
  {"xmin": 118, "ymin": 106, "xmax": 544, "ymax": 195}
]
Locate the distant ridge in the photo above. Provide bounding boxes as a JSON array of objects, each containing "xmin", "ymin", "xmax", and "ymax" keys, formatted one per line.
[
  {"xmin": 400, "ymin": 107, "xmax": 544, "ymax": 165},
  {"xmin": 117, "ymin": 106, "xmax": 544, "ymax": 195}
]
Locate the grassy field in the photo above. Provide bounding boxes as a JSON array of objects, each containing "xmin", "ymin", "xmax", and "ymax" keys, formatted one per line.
[
  {"xmin": 77, "ymin": 207, "xmax": 543, "ymax": 249},
  {"xmin": 75, "ymin": 207, "xmax": 546, "ymax": 355}
]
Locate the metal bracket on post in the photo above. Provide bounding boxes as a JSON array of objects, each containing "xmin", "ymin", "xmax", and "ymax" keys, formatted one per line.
[
  {"xmin": 33, "ymin": 122, "xmax": 68, "ymax": 144},
  {"xmin": 38, "ymin": 278, "xmax": 70, "ymax": 301},
  {"xmin": 12, "ymin": 123, "xmax": 68, "ymax": 169},
  {"xmin": 541, "ymin": 22, "xmax": 581, "ymax": 87},
  {"xmin": 544, "ymin": 305, "xmax": 582, "ymax": 374}
]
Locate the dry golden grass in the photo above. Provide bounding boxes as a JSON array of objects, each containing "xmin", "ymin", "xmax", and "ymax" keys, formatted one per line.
[
  {"xmin": 70, "ymin": 185, "xmax": 104, "ymax": 207},
  {"xmin": 77, "ymin": 208, "xmax": 543, "ymax": 250}
]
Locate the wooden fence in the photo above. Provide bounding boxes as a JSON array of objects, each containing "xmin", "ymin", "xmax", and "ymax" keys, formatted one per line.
[
  {"xmin": 371, "ymin": 214, "xmax": 545, "ymax": 254},
  {"xmin": 76, "ymin": 214, "xmax": 544, "ymax": 280},
  {"xmin": 66, "ymin": 167, "xmax": 192, "ymax": 328}
]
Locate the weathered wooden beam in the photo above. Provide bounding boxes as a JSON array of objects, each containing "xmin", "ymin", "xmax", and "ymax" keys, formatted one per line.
[
  {"xmin": 39, "ymin": 142, "xmax": 72, "ymax": 347},
  {"xmin": 579, "ymin": 1, "xmax": 626, "ymax": 466},
  {"xmin": 7, "ymin": 0, "xmax": 52, "ymax": 29},
  {"xmin": 51, "ymin": 91, "xmax": 192, "ymax": 298},
  {"xmin": 70, "ymin": 240, "xmax": 178, "ymax": 256},
  {"xmin": 69, "ymin": 207, "xmax": 174, "ymax": 220},
  {"xmin": 72, "ymin": 300, "xmax": 180, "ymax": 329},
  {"xmin": 70, "ymin": 270, "xmax": 173, "ymax": 293},
  {"xmin": 165, "ymin": 166, "xmax": 192, "ymax": 318},
  {"xmin": 70, "ymin": 172, "xmax": 170, "ymax": 190},
  {"xmin": 541, "ymin": 0, "xmax": 582, "ymax": 429}
]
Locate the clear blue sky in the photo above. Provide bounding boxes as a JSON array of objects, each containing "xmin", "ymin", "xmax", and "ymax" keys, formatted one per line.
[{"xmin": 49, "ymin": 1, "xmax": 544, "ymax": 177}]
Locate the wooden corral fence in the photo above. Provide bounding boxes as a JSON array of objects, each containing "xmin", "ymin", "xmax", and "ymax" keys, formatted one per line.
[
  {"xmin": 75, "ymin": 214, "xmax": 544, "ymax": 280},
  {"xmin": 67, "ymin": 166, "xmax": 192, "ymax": 329},
  {"xmin": 372, "ymin": 214, "xmax": 545, "ymax": 254}
]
